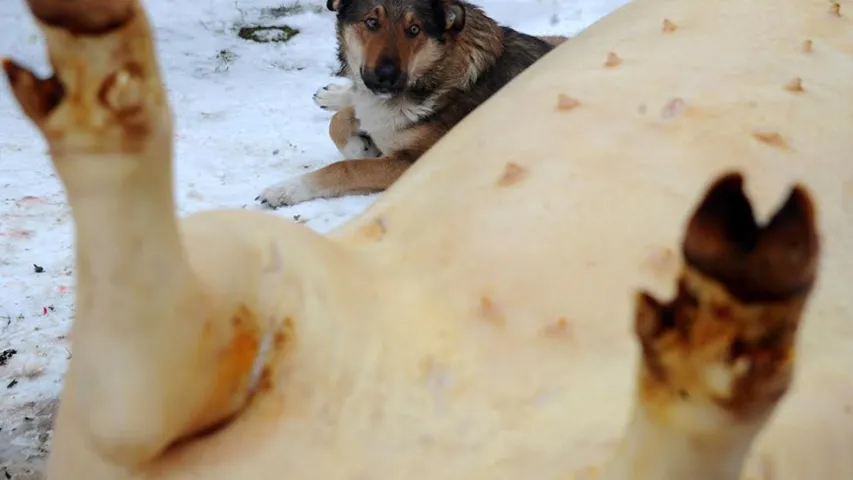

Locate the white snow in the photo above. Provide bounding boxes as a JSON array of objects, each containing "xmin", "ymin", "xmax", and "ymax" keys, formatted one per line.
[{"xmin": 0, "ymin": 0, "xmax": 629, "ymax": 475}]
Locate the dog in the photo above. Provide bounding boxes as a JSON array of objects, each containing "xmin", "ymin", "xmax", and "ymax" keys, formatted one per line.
[{"xmin": 256, "ymin": 0, "xmax": 567, "ymax": 208}]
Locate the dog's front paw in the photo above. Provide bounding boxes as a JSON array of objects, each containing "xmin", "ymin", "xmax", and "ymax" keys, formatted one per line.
[
  {"xmin": 313, "ymin": 82, "xmax": 353, "ymax": 111},
  {"xmin": 255, "ymin": 176, "xmax": 318, "ymax": 208}
]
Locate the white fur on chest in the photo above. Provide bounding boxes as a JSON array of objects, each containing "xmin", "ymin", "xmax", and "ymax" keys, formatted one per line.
[{"xmin": 351, "ymin": 89, "xmax": 436, "ymax": 154}]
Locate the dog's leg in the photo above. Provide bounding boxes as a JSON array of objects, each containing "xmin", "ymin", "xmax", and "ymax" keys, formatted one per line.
[
  {"xmin": 256, "ymin": 156, "xmax": 411, "ymax": 207},
  {"xmin": 313, "ymin": 81, "xmax": 354, "ymax": 112},
  {"xmin": 330, "ymin": 106, "xmax": 382, "ymax": 159}
]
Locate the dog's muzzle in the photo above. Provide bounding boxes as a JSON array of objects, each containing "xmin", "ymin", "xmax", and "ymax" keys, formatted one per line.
[{"xmin": 362, "ymin": 60, "xmax": 407, "ymax": 96}]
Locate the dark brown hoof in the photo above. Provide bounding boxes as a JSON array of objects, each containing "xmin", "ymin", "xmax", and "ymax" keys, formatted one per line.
[
  {"xmin": 26, "ymin": 0, "xmax": 134, "ymax": 36},
  {"xmin": 682, "ymin": 172, "xmax": 819, "ymax": 303}
]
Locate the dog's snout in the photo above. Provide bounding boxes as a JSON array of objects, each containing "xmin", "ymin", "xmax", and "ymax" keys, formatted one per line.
[
  {"xmin": 362, "ymin": 56, "xmax": 405, "ymax": 95},
  {"xmin": 374, "ymin": 60, "xmax": 401, "ymax": 86}
]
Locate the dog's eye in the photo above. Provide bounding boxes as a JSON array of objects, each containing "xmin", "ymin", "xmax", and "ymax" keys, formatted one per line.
[
  {"xmin": 406, "ymin": 24, "xmax": 421, "ymax": 36},
  {"xmin": 364, "ymin": 18, "xmax": 379, "ymax": 30}
]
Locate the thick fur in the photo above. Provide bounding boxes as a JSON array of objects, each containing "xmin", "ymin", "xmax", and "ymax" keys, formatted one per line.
[{"xmin": 256, "ymin": 0, "xmax": 566, "ymax": 207}]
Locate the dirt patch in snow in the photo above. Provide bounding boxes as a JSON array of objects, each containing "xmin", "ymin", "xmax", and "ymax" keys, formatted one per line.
[{"xmin": 0, "ymin": 399, "xmax": 57, "ymax": 480}]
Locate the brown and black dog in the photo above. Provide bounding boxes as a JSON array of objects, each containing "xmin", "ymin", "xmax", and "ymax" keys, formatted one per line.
[{"xmin": 256, "ymin": 0, "xmax": 566, "ymax": 207}]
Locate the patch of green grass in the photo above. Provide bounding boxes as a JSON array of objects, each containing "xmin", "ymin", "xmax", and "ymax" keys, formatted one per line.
[
  {"xmin": 261, "ymin": 1, "xmax": 324, "ymax": 17},
  {"xmin": 262, "ymin": 2, "xmax": 304, "ymax": 17},
  {"xmin": 237, "ymin": 25, "xmax": 301, "ymax": 43}
]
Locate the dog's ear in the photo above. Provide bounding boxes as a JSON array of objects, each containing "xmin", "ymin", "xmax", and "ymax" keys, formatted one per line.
[
  {"xmin": 445, "ymin": 1, "xmax": 466, "ymax": 31},
  {"xmin": 327, "ymin": 0, "xmax": 344, "ymax": 12}
]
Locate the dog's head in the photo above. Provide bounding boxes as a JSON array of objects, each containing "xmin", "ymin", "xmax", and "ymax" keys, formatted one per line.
[{"xmin": 328, "ymin": 0, "xmax": 466, "ymax": 97}]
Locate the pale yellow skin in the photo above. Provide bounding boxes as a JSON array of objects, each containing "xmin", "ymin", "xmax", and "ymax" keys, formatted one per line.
[{"xmin": 3, "ymin": 0, "xmax": 851, "ymax": 478}]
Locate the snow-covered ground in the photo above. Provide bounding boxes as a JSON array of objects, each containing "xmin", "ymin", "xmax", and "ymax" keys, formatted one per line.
[{"xmin": 0, "ymin": 0, "xmax": 628, "ymax": 476}]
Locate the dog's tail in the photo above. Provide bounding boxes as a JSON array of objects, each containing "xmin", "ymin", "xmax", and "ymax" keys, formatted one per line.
[{"xmin": 538, "ymin": 35, "xmax": 569, "ymax": 47}]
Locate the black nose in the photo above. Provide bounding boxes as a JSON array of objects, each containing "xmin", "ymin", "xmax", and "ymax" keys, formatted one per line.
[{"xmin": 373, "ymin": 61, "xmax": 401, "ymax": 87}]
